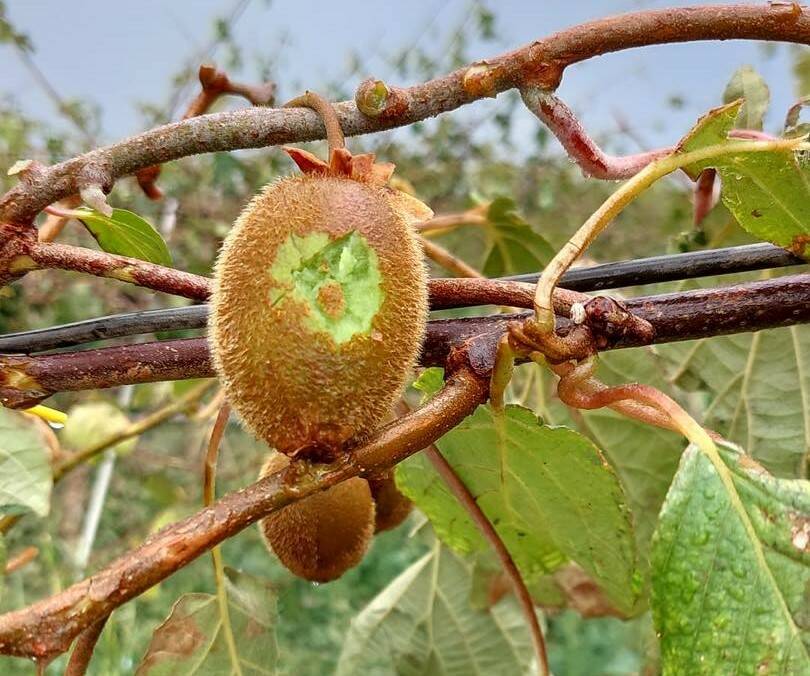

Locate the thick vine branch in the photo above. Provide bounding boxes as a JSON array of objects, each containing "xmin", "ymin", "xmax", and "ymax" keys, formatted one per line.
[
  {"xmin": 2, "ymin": 274, "xmax": 808, "ymax": 407},
  {"xmin": 1, "ymin": 243, "xmax": 802, "ymax": 354},
  {"xmin": 0, "ymin": 368, "xmax": 488, "ymax": 659},
  {"xmin": 1, "ymin": 4, "xmax": 808, "ymax": 225}
]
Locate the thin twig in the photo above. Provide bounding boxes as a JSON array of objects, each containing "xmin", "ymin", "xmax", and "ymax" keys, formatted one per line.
[
  {"xmin": 136, "ymin": 63, "xmax": 276, "ymax": 199},
  {"xmin": 203, "ymin": 403, "xmax": 242, "ymax": 675},
  {"xmin": 64, "ymin": 615, "xmax": 109, "ymax": 676},
  {"xmin": 54, "ymin": 380, "xmax": 214, "ymax": 480},
  {"xmin": 4, "ymin": 547, "xmax": 38, "ymax": 574},
  {"xmin": 521, "ymin": 89, "xmax": 672, "ymax": 179},
  {"xmin": 416, "ymin": 206, "xmax": 489, "ymax": 234},
  {"xmin": 420, "ymin": 236, "xmax": 484, "ymax": 278}
]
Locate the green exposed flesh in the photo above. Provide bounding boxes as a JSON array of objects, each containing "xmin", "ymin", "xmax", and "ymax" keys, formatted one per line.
[{"xmin": 268, "ymin": 231, "xmax": 384, "ymax": 344}]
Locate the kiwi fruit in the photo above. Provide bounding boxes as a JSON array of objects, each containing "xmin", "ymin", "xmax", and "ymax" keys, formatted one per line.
[
  {"xmin": 210, "ymin": 124, "xmax": 430, "ymax": 458},
  {"xmin": 368, "ymin": 471, "xmax": 413, "ymax": 533},
  {"xmin": 218, "ymin": 93, "xmax": 429, "ymax": 581},
  {"xmin": 258, "ymin": 453, "xmax": 376, "ymax": 582}
]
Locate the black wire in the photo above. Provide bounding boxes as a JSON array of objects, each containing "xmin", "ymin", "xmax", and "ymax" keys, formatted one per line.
[
  {"xmin": 1, "ymin": 243, "xmax": 804, "ymax": 355},
  {"xmin": 0, "ymin": 306, "xmax": 209, "ymax": 354},
  {"xmin": 506, "ymin": 242, "xmax": 804, "ymax": 289}
]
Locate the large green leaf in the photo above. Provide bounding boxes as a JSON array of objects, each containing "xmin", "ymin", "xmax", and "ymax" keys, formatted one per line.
[
  {"xmin": 678, "ymin": 102, "xmax": 810, "ymax": 257},
  {"xmin": 481, "ymin": 197, "xmax": 554, "ymax": 276},
  {"xmin": 507, "ymin": 354, "xmax": 684, "ymax": 561},
  {"xmin": 651, "ymin": 440, "xmax": 809, "ymax": 674},
  {"xmin": 76, "ymin": 207, "xmax": 173, "ymax": 267},
  {"xmin": 136, "ymin": 568, "xmax": 278, "ymax": 675},
  {"xmin": 661, "ymin": 325, "xmax": 810, "ymax": 479},
  {"xmin": 723, "ymin": 66, "xmax": 770, "ymax": 130},
  {"xmin": 568, "ymin": 353, "xmax": 686, "ymax": 556},
  {"xmin": 335, "ymin": 539, "xmax": 536, "ymax": 676},
  {"xmin": 396, "ymin": 405, "xmax": 640, "ymax": 614},
  {"xmin": 0, "ymin": 408, "xmax": 52, "ymax": 517}
]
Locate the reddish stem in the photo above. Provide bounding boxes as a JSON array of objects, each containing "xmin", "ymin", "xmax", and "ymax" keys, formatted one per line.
[{"xmin": 521, "ymin": 89, "xmax": 673, "ymax": 179}]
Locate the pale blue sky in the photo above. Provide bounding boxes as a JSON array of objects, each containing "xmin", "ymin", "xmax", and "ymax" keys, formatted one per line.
[{"xmin": 1, "ymin": 0, "xmax": 804, "ymax": 154}]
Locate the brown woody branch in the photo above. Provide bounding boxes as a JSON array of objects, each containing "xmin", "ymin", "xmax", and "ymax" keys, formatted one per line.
[
  {"xmin": 3, "ymin": 274, "xmax": 808, "ymax": 408},
  {"xmin": 64, "ymin": 615, "xmax": 109, "ymax": 676},
  {"xmin": 4, "ymin": 242, "xmax": 585, "ymax": 311},
  {"xmin": 7, "ymin": 241, "xmax": 211, "ymax": 300},
  {"xmin": 0, "ymin": 368, "xmax": 488, "ymax": 659},
  {"xmin": 2, "ymin": 4, "xmax": 808, "ymax": 226}
]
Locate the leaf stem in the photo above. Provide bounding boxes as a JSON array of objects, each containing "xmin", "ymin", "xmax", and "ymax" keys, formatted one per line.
[
  {"xmin": 203, "ymin": 403, "xmax": 243, "ymax": 676},
  {"xmin": 283, "ymin": 90, "xmax": 345, "ymax": 156},
  {"xmin": 533, "ymin": 137, "xmax": 809, "ymax": 332},
  {"xmin": 423, "ymin": 443, "xmax": 549, "ymax": 676}
]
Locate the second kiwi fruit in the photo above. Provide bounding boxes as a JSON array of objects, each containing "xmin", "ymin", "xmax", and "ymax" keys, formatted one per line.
[{"xmin": 259, "ymin": 453, "xmax": 376, "ymax": 583}]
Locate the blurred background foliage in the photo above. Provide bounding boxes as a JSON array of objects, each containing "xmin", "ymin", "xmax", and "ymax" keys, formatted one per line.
[{"xmin": 0, "ymin": 1, "xmax": 808, "ymax": 673}]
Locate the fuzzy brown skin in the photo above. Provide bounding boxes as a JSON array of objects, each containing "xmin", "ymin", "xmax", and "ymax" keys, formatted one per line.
[
  {"xmin": 368, "ymin": 471, "xmax": 413, "ymax": 533},
  {"xmin": 258, "ymin": 453, "xmax": 376, "ymax": 582},
  {"xmin": 210, "ymin": 175, "xmax": 429, "ymax": 457}
]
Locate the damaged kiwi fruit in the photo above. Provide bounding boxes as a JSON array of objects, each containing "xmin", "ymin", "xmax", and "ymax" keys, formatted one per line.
[{"xmin": 211, "ymin": 92, "xmax": 426, "ymax": 581}]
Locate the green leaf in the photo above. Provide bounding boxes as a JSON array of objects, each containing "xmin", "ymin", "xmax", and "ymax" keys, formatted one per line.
[
  {"xmin": 678, "ymin": 102, "xmax": 810, "ymax": 257},
  {"xmin": 76, "ymin": 208, "xmax": 172, "ymax": 267},
  {"xmin": 396, "ymin": 405, "xmax": 640, "ymax": 614},
  {"xmin": 714, "ymin": 151, "xmax": 810, "ymax": 254},
  {"xmin": 651, "ymin": 440, "xmax": 809, "ymax": 674},
  {"xmin": 507, "ymin": 354, "xmax": 684, "ymax": 567},
  {"xmin": 677, "ymin": 100, "xmax": 742, "ymax": 171},
  {"xmin": 662, "ymin": 324, "xmax": 810, "ymax": 479},
  {"xmin": 0, "ymin": 408, "xmax": 52, "ymax": 517},
  {"xmin": 336, "ymin": 539, "xmax": 536, "ymax": 676},
  {"xmin": 482, "ymin": 197, "xmax": 555, "ymax": 276},
  {"xmin": 411, "ymin": 367, "xmax": 445, "ymax": 401},
  {"xmin": 723, "ymin": 66, "xmax": 770, "ymax": 130},
  {"xmin": 136, "ymin": 568, "xmax": 278, "ymax": 675}
]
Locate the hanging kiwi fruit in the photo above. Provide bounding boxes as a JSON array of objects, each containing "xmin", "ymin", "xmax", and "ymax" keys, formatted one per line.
[
  {"xmin": 258, "ymin": 453, "xmax": 377, "ymax": 583},
  {"xmin": 211, "ymin": 91, "xmax": 427, "ymax": 581},
  {"xmin": 368, "ymin": 471, "xmax": 413, "ymax": 533}
]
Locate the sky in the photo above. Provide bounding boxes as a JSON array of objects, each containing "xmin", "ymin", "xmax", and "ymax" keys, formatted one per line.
[{"xmin": 1, "ymin": 0, "xmax": 805, "ymax": 155}]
